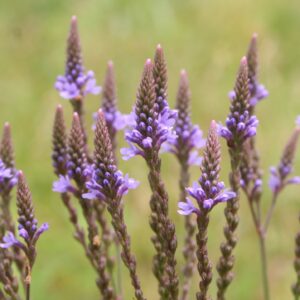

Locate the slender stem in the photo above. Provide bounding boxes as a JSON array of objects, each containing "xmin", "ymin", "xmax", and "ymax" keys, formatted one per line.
[
  {"xmin": 107, "ymin": 198, "xmax": 145, "ymax": 300},
  {"xmin": 179, "ymin": 160, "xmax": 196, "ymax": 300},
  {"xmin": 264, "ymin": 192, "xmax": 278, "ymax": 232},
  {"xmin": 26, "ymin": 283, "xmax": 30, "ymax": 300},
  {"xmin": 116, "ymin": 242, "xmax": 123, "ymax": 296},
  {"xmin": 247, "ymin": 197, "xmax": 270, "ymax": 300},
  {"xmin": 196, "ymin": 212, "xmax": 212, "ymax": 300},
  {"xmin": 258, "ymin": 233, "xmax": 270, "ymax": 300},
  {"xmin": 248, "ymin": 200, "xmax": 259, "ymax": 230}
]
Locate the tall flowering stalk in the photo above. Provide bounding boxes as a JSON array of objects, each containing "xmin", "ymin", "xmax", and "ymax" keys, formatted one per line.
[
  {"xmin": 217, "ymin": 57, "xmax": 258, "ymax": 299},
  {"xmin": 163, "ymin": 70, "xmax": 205, "ymax": 300},
  {"xmin": 84, "ymin": 111, "xmax": 145, "ymax": 300},
  {"xmin": 101, "ymin": 61, "xmax": 118, "ymax": 155},
  {"xmin": 0, "ymin": 172, "xmax": 48, "ymax": 300},
  {"xmin": 0, "ymin": 123, "xmax": 25, "ymax": 300},
  {"xmin": 178, "ymin": 121, "xmax": 235, "ymax": 300},
  {"xmin": 55, "ymin": 16, "xmax": 100, "ymax": 144},
  {"xmin": 153, "ymin": 45, "xmax": 168, "ymax": 114},
  {"xmin": 266, "ymin": 125, "xmax": 300, "ymax": 229},
  {"xmin": 0, "ymin": 124, "xmax": 18, "ymax": 234},
  {"xmin": 238, "ymin": 34, "xmax": 270, "ymax": 300},
  {"xmin": 121, "ymin": 59, "xmax": 178, "ymax": 299},
  {"xmin": 240, "ymin": 34, "xmax": 268, "ymax": 203},
  {"xmin": 52, "ymin": 110, "xmax": 116, "ymax": 299}
]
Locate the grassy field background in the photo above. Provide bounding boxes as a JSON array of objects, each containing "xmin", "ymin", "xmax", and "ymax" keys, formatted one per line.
[{"xmin": 1, "ymin": 0, "xmax": 300, "ymax": 299}]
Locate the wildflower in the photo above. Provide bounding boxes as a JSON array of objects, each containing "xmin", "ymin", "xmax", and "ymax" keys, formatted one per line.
[
  {"xmin": 55, "ymin": 16, "xmax": 100, "ymax": 100},
  {"xmin": 269, "ymin": 125, "xmax": 300, "ymax": 193},
  {"xmin": 121, "ymin": 59, "xmax": 176, "ymax": 159},
  {"xmin": 219, "ymin": 57, "xmax": 258, "ymax": 148},
  {"xmin": 162, "ymin": 70, "xmax": 205, "ymax": 166},
  {"xmin": 178, "ymin": 121, "xmax": 235, "ymax": 215}
]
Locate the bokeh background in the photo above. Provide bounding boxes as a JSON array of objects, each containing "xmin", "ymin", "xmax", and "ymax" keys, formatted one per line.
[{"xmin": 1, "ymin": 0, "xmax": 300, "ymax": 299}]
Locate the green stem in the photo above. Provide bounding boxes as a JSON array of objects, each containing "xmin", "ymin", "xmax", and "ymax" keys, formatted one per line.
[
  {"xmin": 26, "ymin": 283, "xmax": 30, "ymax": 300},
  {"xmin": 247, "ymin": 199, "xmax": 270, "ymax": 300},
  {"xmin": 264, "ymin": 192, "xmax": 278, "ymax": 233},
  {"xmin": 116, "ymin": 242, "xmax": 122, "ymax": 296},
  {"xmin": 258, "ymin": 232, "xmax": 270, "ymax": 300}
]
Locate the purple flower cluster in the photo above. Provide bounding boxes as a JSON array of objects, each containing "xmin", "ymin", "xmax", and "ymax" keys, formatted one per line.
[
  {"xmin": 228, "ymin": 83, "xmax": 268, "ymax": 107},
  {"xmin": 162, "ymin": 70, "xmax": 205, "ymax": 166},
  {"xmin": 219, "ymin": 57, "xmax": 258, "ymax": 147},
  {"xmin": 0, "ymin": 223, "xmax": 49, "ymax": 252},
  {"xmin": 53, "ymin": 174, "xmax": 75, "ymax": 194},
  {"xmin": 246, "ymin": 33, "xmax": 269, "ymax": 107},
  {"xmin": 83, "ymin": 167, "xmax": 139, "ymax": 201},
  {"xmin": 84, "ymin": 111, "xmax": 139, "ymax": 201},
  {"xmin": 178, "ymin": 121, "xmax": 236, "ymax": 215},
  {"xmin": 268, "ymin": 121, "xmax": 300, "ymax": 193},
  {"xmin": 121, "ymin": 107, "xmax": 177, "ymax": 160},
  {"xmin": 93, "ymin": 111, "xmax": 134, "ymax": 132},
  {"xmin": 0, "ymin": 159, "xmax": 17, "ymax": 193},
  {"xmin": 121, "ymin": 59, "xmax": 177, "ymax": 160},
  {"xmin": 178, "ymin": 181, "xmax": 235, "ymax": 215},
  {"xmin": 269, "ymin": 166, "xmax": 300, "ymax": 193},
  {"xmin": 248, "ymin": 83, "xmax": 268, "ymax": 106},
  {"xmin": 56, "ymin": 71, "xmax": 100, "ymax": 100},
  {"xmin": 55, "ymin": 16, "xmax": 100, "ymax": 100},
  {"xmin": 0, "ymin": 172, "xmax": 48, "ymax": 251},
  {"xmin": 179, "ymin": 177, "xmax": 236, "ymax": 214}
]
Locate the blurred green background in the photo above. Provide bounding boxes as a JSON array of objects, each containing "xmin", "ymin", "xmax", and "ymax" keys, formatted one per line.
[{"xmin": 0, "ymin": 0, "xmax": 300, "ymax": 299}]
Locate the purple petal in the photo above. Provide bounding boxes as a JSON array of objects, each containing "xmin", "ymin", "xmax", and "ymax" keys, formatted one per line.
[
  {"xmin": 188, "ymin": 150, "xmax": 202, "ymax": 166},
  {"xmin": 269, "ymin": 172, "xmax": 280, "ymax": 192},
  {"xmin": 19, "ymin": 228, "xmax": 29, "ymax": 240},
  {"xmin": 203, "ymin": 198, "xmax": 214, "ymax": 209},
  {"xmin": 228, "ymin": 90, "xmax": 236, "ymax": 100},
  {"xmin": 0, "ymin": 232, "xmax": 21, "ymax": 249},
  {"xmin": 142, "ymin": 137, "xmax": 152, "ymax": 148},
  {"xmin": 52, "ymin": 175, "xmax": 72, "ymax": 193},
  {"xmin": 178, "ymin": 198, "xmax": 197, "ymax": 215},
  {"xmin": 214, "ymin": 190, "xmax": 236, "ymax": 203},
  {"xmin": 120, "ymin": 144, "xmax": 143, "ymax": 160},
  {"xmin": 287, "ymin": 176, "xmax": 300, "ymax": 185}
]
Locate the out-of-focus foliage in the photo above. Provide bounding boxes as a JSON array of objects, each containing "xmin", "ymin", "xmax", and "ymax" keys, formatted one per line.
[{"xmin": 0, "ymin": 0, "xmax": 300, "ymax": 299}]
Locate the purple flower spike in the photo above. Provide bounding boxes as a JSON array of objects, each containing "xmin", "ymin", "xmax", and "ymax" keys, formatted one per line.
[
  {"xmin": 100, "ymin": 61, "xmax": 133, "ymax": 133},
  {"xmin": 180, "ymin": 121, "xmax": 235, "ymax": 214},
  {"xmin": 1, "ymin": 171, "xmax": 48, "ymax": 275},
  {"xmin": 67, "ymin": 112, "xmax": 88, "ymax": 186},
  {"xmin": 86, "ymin": 111, "xmax": 145, "ymax": 299},
  {"xmin": 98, "ymin": 60, "xmax": 124, "ymax": 153},
  {"xmin": 246, "ymin": 33, "xmax": 268, "ymax": 107},
  {"xmin": 162, "ymin": 70, "xmax": 205, "ymax": 166},
  {"xmin": 84, "ymin": 111, "xmax": 139, "ymax": 201},
  {"xmin": 229, "ymin": 34, "xmax": 268, "ymax": 107},
  {"xmin": 269, "ymin": 127, "xmax": 300, "ymax": 193},
  {"xmin": 219, "ymin": 57, "xmax": 258, "ymax": 148},
  {"xmin": 0, "ymin": 159, "xmax": 17, "ymax": 193},
  {"xmin": 55, "ymin": 16, "xmax": 100, "ymax": 100},
  {"xmin": 122, "ymin": 59, "xmax": 176, "ymax": 160},
  {"xmin": 153, "ymin": 44, "xmax": 168, "ymax": 113},
  {"xmin": 52, "ymin": 105, "xmax": 68, "ymax": 176}
]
